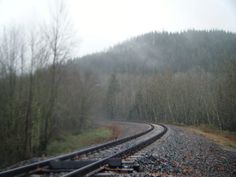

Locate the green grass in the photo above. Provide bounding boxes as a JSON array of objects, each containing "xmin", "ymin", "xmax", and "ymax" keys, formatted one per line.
[{"xmin": 47, "ymin": 127, "xmax": 113, "ymax": 155}]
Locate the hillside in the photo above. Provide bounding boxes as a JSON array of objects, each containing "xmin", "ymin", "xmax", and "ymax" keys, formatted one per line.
[
  {"xmin": 74, "ymin": 30, "xmax": 236, "ymax": 73},
  {"xmin": 1, "ymin": 29, "xmax": 235, "ymax": 167},
  {"xmin": 66, "ymin": 30, "xmax": 236, "ymax": 132}
]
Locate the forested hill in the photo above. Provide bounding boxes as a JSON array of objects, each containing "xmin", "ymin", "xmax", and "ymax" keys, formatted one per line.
[
  {"xmin": 74, "ymin": 30, "xmax": 236, "ymax": 73},
  {"xmin": 68, "ymin": 30, "xmax": 236, "ymax": 132},
  {"xmin": 0, "ymin": 27, "xmax": 235, "ymax": 168}
]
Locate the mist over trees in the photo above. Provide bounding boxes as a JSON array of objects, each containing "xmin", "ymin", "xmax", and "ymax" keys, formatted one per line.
[
  {"xmin": 0, "ymin": 27, "xmax": 235, "ymax": 168},
  {"xmin": 74, "ymin": 30, "xmax": 236, "ymax": 131}
]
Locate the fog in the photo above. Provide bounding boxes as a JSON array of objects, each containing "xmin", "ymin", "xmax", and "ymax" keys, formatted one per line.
[
  {"xmin": 0, "ymin": 0, "xmax": 236, "ymax": 172},
  {"xmin": 0, "ymin": 0, "xmax": 235, "ymax": 57}
]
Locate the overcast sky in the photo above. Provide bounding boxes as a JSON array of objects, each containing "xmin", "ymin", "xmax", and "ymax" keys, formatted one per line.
[{"xmin": 0, "ymin": 0, "xmax": 235, "ymax": 57}]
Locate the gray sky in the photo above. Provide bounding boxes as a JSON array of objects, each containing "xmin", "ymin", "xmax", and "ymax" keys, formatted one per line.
[{"xmin": 0, "ymin": 0, "xmax": 235, "ymax": 57}]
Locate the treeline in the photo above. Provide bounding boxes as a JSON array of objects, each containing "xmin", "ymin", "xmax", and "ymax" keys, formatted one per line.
[
  {"xmin": 104, "ymin": 67, "xmax": 235, "ymax": 130},
  {"xmin": 74, "ymin": 30, "xmax": 236, "ymax": 131},
  {"xmin": 0, "ymin": 4, "xmax": 97, "ymax": 168},
  {"xmin": 1, "ymin": 26, "xmax": 236, "ymax": 168}
]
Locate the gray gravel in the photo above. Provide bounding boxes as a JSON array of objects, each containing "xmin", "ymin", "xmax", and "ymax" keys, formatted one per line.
[
  {"xmin": 85, "ymin": 124, "xmax": 163, "ymax": 160},
  {"xmin": 3, "ymin": 124, "xmax": 236, "ymax": 177},
  {"xmin": 122, "ymin": 125, "xmax": 236, "ymax": 177}
]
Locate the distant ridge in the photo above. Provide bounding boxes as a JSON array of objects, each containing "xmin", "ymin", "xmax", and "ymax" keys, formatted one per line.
[{"xmin": 71, "ymin": 30, "xmax": 236, "ymax": 73}]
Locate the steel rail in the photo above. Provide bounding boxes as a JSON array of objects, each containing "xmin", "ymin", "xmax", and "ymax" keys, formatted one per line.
[
  {"xmin": 62, "ymin": 124, "xmax": 167, "ymax": 177},
  {"xmin": 0, "ymin": 123, "xmax": 153, "ymax": 177}
]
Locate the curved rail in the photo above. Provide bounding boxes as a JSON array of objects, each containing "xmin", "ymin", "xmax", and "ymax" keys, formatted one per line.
[
  {"xmin": 62, "ymin": 124, "xmax": 167, "ymax": 177},
  {"xmin": 0, "ymin": 123, "xmax": 153, "ymax": 177}
]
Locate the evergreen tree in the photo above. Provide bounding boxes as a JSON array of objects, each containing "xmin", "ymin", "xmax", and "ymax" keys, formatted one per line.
[{"xmin": 106, "ymin": 73, "xmax": 120, "ymax": 119}]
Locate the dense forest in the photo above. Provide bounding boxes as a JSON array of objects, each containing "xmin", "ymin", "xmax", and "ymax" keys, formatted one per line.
[
  {"xmin": 0, "ymin": 4, "xmax": 97, "ymax": 167},
  {"xmin": 74, "ymin": 30, "xmax": 236, "ymax": 131},
  {"xmin": 0, "ymin": 29, "xmax": 236, "ymax": 167}
]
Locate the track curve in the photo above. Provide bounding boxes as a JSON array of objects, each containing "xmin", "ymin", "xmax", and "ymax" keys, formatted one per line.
[{"xmin": 0, "ymin": 122, "xmax": 157, "ymax": 177}]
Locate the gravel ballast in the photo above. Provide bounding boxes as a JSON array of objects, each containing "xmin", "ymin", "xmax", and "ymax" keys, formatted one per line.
[{"xmin": 128, "ymin": 125, "xmax": 236, "ymax": 177}]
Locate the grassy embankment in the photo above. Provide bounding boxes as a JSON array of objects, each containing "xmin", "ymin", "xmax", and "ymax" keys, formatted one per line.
[
  {"xmin": 47, "ymin": 126, "xmax": 116, "ymax": 155},
  {"xmin": 182, "ymin": 125, "xmax": 236, "ymax": 150}
]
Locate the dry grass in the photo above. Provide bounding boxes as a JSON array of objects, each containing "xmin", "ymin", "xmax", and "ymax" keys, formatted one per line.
[{"xmin": 182, "ymin": 125, "xmax": 236, "ymax": 150}]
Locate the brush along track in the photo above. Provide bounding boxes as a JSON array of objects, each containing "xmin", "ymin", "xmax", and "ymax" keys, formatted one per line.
[{"xmin": 0, "ymin": 122, "xmax": 157, "ymax": 177}]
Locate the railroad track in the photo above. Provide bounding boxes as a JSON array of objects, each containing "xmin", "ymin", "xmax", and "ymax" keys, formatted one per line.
[{"xmin": 0, "ymin": 123, "xmax": 167, "ymax": 177}]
